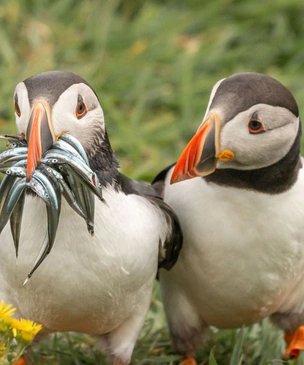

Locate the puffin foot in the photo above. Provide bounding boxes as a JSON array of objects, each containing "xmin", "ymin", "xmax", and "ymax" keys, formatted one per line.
[
  {"xmin": 179, "ymin": 356, "xmax": 197, "ymax": 365},
  {"xmin": 13, "ymin": 355, "xmax": 26, "ymax": 365},
  {"xmin": 284, "ymin": 326, "xmax": 304, "ymax": 359}
]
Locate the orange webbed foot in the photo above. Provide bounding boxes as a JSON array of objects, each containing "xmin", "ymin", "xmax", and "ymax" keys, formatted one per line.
[
  {"xmin": 13, "ymin": 355, "xmax": 26, "ymax": 365},
  {"xmin": 284, "ymin": 326, "xmax": 304, "ymax": 360},
  {"xmin": 179, "ymin": 357, "xmax": 197, "ymax": 365}
]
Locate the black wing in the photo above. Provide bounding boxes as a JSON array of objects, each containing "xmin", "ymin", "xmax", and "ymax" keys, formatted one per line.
[{"xmin": 119, "ymin": 172, "xmax": 182, "ymax": 270}]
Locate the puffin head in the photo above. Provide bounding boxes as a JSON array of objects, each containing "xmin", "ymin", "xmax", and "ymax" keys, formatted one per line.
[
  {"xmin": 13, "ymin": 71, "xmax": 106, "ymax": 180},
  {"xmin": 171, "ymin": 72, "xmax": 300, "ymax": 184}
]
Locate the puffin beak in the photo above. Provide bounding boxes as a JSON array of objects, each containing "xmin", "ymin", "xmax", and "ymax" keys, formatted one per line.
[
  {"xmin": 26, "ymin": 101, "xmax": 55, "ymax": 181},
  {"xmin": 170, "ymin": 112, "xmax": 234, "ymax": 184}
]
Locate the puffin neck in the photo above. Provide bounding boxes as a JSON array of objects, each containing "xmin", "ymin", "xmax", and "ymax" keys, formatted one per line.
[
  {"xmin": 204, "ymin": 123, "xmax": 302, "ymax": 194},
  {"xmin": 88, "ymin": 129, "xmax": 121, "ymax": 190}
]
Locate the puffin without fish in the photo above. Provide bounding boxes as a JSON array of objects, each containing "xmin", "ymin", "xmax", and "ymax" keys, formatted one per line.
[
  {"xmin": 153, "ymin": 72, "xmax": 304, "ymax": 361},
  {"xmin": 0, "ymin": 71, "xmax": 182, "ymax": 364}
]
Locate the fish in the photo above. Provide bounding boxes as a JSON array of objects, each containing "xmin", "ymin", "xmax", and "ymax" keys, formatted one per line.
[
  {"xmin": 0, "ymin": 165, "xmax": 27, "ymax": 178},
  {"xmin": 55, "ymin": 164, "xmax": 95, "ymax": 235},
  {"xmin": 6, "ymin": 139, "xmax": 28, "ymax": 149},
  {"xmin": 0, "ymin": 174, "xmax": 20, "ymax": 220},
  {"xmin": 59, "ymin": 133, "xmax": 89, "ymax": 164},
  {"xmin": 0, "ymin": 177, "xmax": 28, "ymax": 235},
  {"xmin": 51, "ymin": 140, "xmax": 85, "ymax": 162},
  {"xmin": 43, "ymin": 149, "xmax": 97, "ymax": 186},
  {"xmin": 25, "ymin": 170, "xmax": 61, "ymax": 279},
  {"xmin": 41, "ymin": 164, "xmax": 92, "ymax": 226},
  {"xmin": 0, "ymin": 147, "xmax": 28, "ymax": 165},
  {"xmin": 10, "ymin": 189, "xmax": 25, "ymax": 258},
  {"xmin": 0, "ymin": 132, "xmax": 104, "ymax": 279},
  {"xmin": 42, "ymin": 153, "xmax": 104, "ymax": 203}
]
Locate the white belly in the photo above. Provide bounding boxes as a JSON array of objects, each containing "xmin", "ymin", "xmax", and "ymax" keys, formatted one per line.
[
  {"xmin": 0, "ymin": 186, "xmax": 161, "ymax": 334},
  {"xmin": 161, "ymin": 167, "xmax": 304, "ymax": 328}
]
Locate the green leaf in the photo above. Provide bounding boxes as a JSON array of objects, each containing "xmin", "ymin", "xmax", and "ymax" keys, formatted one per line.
[
  {"xmin": 209, "ymin": 346, "xmax": 218, "ymax": 365},
  {"xmin": 230, "ymin": 327, "xmax": 245, "ymax": 365}
]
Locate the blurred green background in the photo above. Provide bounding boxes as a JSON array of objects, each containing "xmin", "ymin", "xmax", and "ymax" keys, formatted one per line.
[
  {"xmin": 1, "ymin": 0, "xmax": 304, "ymax": 181},
  {"xmin": 1, "ymin": 0, "xmax": 304, "ymax": 363}
]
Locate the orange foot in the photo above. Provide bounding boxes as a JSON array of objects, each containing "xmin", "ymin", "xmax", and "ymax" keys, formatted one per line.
[
  {"xmin": 284, "ymin": 326, "xmax": 304, "ymax": 360},
  {"xmin": 12, "ymin": 355, "xmax": 26, "ymax": 365},
  {"xmin": 180, "ymin": 357, "xmax": 197, "ymax": 365}
]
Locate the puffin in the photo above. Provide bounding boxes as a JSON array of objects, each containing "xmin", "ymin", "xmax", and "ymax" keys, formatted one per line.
[
  {"xmin": 0, "ymin": 71, "xmax": 182, "ymax": 364},
  {"xmin": 153, "ymin": 72, "xmax": 304, "ymax": 362}
]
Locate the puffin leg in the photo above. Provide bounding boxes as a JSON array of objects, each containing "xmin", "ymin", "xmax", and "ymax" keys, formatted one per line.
[
  {"xmin": 271, "ymin": 312, "xmax": 304, "ymax": 359},
  {"xmin": 160, "ymin": 276, "xmax": 208, "ymax": 357}
]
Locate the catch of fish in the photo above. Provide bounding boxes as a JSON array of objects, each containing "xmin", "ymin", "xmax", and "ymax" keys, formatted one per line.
[{"xmin": 0, "ymin": 133, "xmax": 105, "ymax": 282}]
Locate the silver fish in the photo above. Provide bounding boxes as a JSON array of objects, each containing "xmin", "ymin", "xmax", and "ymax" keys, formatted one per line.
[
  {"xmin": 0, "ymin": 147, "xmax": 28, "ymax": 165},
  {"xmin": 25, "ymin": 170, "xmax": 61, "ymax": 279},
  {"xmin": 43, "ymin": 149, "xmax": 96, "ymax": 185},
  {"xmin": 0, "ymin": 177, "xmax": 28, "ymax": 235},
  {"xmin": 10, "ymin": 189, "xmax": 25, "ymax": 258},
  {"xmin": 0, "ymin": 166, "xmax": 27, "ymax": 178},
  {"xmin": 51, "ymin": 140, "xmax": 85, "ymax": 162},
  {"xmin": 0, "ymin": 174, "xmax": 19, "ymax": 218},
  {"xmin": 30, "ymin": 170, "xmax": 61, "ymax": 251},
  {"xmin": 75, "ymin": 178, "xmax": 95, "ymax": 236},
  {"xmin": 59, "ymin": 134, "xmax": 89, "ymax": 164},
  {"xmin": 41, "ymin": 164, "xmax": 92, "ymax": 226},
  {"xmin": 25, "ymin": 232, "xmax": 48, "ymax": 283},
  {"xmin": 6, "ymin": 139, "xmax": 27, "ymax": 149},
  {"xmin": 0, "ymin": 132, "xmax": 102, "ymax": 277},
  {"xmin": 56, "ymin": 164, "xmax": 95, "ymax": 235},
  {"xmin": 59, "ymin": 162, "xmax": 104, "ymax": 204},
  {"xmin": 42, "ymin": 153, "xmax": 104, "ymax": 203}
]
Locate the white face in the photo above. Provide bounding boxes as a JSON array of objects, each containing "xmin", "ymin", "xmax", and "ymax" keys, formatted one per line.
[
  {"xmin": 13, "ymin": 82, "xmax": 105, "ymax": 154},
  {"xmin": 214, "ymin": 103, "xmax": 300, "ymax": 170},
  {"xmin": 198, "ymin": 76, "xmax": 300, "ymax": 171}
]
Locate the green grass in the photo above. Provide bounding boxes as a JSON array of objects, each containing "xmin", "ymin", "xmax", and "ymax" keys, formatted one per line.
[{"xmin": 1, "ymin": 0, "xmax": 304, "ymax": 363}]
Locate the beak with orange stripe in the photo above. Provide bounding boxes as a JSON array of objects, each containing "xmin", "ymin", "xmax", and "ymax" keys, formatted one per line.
[
  {"xmin": 25, "ymin": 100, "xmax": 56, "ymax": 181},
  {"xmin": 170, "ymin": 112, "xmax": 235, "ymax": 184}
]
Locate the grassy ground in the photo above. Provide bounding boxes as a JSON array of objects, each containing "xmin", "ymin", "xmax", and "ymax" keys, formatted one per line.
[{"xmin": 1, "ymin": 0, "xmax": 304, "ymax": 363}]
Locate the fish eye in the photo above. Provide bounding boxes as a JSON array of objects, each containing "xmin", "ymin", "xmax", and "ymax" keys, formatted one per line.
[
  {"xmin": 14, "ymin": 94, "xmax": 21, "ymax": 117},
  {"xmin": 75, "ymin": 94, "xmax": 87, "ymax": 119}
]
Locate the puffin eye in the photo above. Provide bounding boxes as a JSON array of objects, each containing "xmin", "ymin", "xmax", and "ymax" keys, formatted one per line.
[
  {"xmin": 248, "ymin": 115, "xmax": 265, "ymax": 134},
  {"xmin": 14, "ymin": 94, "xmax": 21, "ymax": 117},
  {"xmin": 75, "ymin": 94, "xmax": 87, "ymax": 119}
]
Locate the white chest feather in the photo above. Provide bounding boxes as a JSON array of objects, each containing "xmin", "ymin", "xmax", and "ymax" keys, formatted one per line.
[
  {"xmin": 161, "ymin": 167, "xmax": 304, "ymax": 328},
  {"xmin": 0, "ymin": 186, "xmax": 165, "ymax": 334}
]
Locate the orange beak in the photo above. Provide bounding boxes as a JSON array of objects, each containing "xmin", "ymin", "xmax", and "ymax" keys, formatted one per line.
[
  {"xmin": 26, "ymin": 101, "xmax": 55, "ymax": 181},
  {"xmin": 171, "ymin": 112, "xmax": 224, "ymax": 184}
]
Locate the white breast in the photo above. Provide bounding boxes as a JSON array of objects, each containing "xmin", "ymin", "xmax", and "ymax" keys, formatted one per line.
[
  {"xmin": 160, "ymin": 166, "xmax": 304, "ymax": 328},
  {"xmin": 0, "ymin": 186, "xmax": 164, "ymax": 334}
]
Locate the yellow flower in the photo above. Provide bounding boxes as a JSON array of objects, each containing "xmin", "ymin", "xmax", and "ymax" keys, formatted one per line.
[
  {"xmin": 0, "ymin": 301, "xmax": 15, "ymax": 319},
  {"xmin": 0, "ymin": 316, "xmax": 12, "ymax": 332},
  {"xmin": 11, "ymin": 318, "xmax": 42, "ymax": 343},
  {"xmin": 0, "ymin": 343, "xmax": 5, "ymax": 356}
]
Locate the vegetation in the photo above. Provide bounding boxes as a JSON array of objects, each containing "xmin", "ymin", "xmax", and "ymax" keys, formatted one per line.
[{"xmin": 1, "ymin": 0, "xmax": 304, "ymax": 363}]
